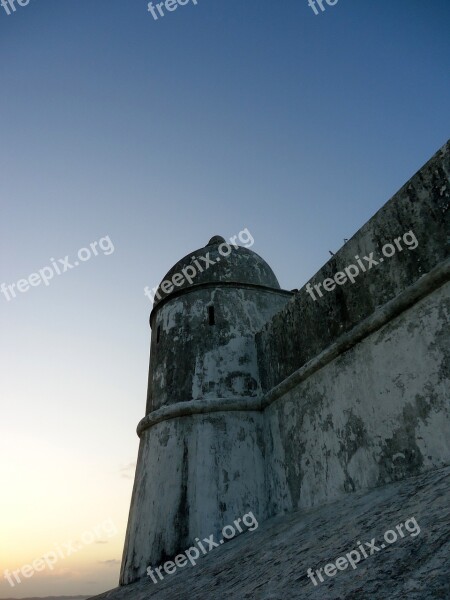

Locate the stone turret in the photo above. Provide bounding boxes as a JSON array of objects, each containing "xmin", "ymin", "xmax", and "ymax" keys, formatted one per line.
[{"xmin": 120, "ymin": 236, "xmax": 292, "ymax": 585}]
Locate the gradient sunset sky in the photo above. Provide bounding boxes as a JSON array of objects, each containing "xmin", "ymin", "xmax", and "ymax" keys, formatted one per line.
[{"xmin": 0, "ymin": 0, "xmax": 449, "ymax": 597}]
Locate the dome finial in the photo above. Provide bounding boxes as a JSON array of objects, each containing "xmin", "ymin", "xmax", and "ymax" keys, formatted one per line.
[{"xmin": 207, "ymin": 235, "xmax": 226, "ymax": 246}]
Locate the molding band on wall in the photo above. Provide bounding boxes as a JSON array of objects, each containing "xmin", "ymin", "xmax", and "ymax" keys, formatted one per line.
[
  {"xmin": 261, "ymin": 258, "xmax": 450, "ymax": 409},
  {"xmin": 150, "ymin": 281, "xmax": 294, "ymax": 326},
  {"xmin": 137, "ymin": 397, "xmax": 262, "ymax": 436}
]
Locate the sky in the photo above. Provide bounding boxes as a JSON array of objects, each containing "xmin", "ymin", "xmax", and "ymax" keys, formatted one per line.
[{"xmin": 0, "ymin": 0, "xmax": 449, "ymax": 597}]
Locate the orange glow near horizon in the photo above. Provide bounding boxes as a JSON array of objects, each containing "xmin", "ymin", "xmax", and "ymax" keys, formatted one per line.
[{"xmin": 0, "ymin": 431, "xmax": 136, "ymax": 598}]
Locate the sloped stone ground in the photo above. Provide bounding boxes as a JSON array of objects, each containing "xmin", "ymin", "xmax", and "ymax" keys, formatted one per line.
[{"xmin": 91, "ymin": 466, "xmax": 450, "ymax": 600}]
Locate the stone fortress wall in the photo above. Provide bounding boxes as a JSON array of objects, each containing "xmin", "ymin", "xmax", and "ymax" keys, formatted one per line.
[
  {"xmin": 257, "ymin": 140, "xmax": 450, "ymax": 516},
  {"xmin": 120, "ymin": 140, "xmax": 449, "ymax": 586}
]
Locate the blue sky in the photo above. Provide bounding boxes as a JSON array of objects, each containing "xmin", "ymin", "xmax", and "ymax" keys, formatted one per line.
[{"xmin": 0, "ymin": 0, "xmax": 449, "ymax": 596}]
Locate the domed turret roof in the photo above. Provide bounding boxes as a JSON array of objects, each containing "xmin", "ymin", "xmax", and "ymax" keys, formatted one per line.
[{"xmin": 153, "ymin": 235, "xmax": 281, "ymax": 306}]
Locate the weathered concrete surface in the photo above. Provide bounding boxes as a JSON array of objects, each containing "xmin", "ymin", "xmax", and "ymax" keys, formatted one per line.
[
  {"xmin": 148, "ymin": 286, "xmax": 290, "ymax": 412},
  {"xmin": 90, "ymin": 466, "xmax": 450, "ymax": 600},
  {"xmin": 120, "ymin": 411, "xmax": 266, "ymax": 585},
  {"xmin": 123, "ymin": 238, "xmax": 292, "ymax": 585},
  {"xmin": 256, "ymin": 140, "xmax": 450, "ymax": 391},
  {"xmin": 264, "ymin": 281, "xmax": 450, "ymax": 515}
]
